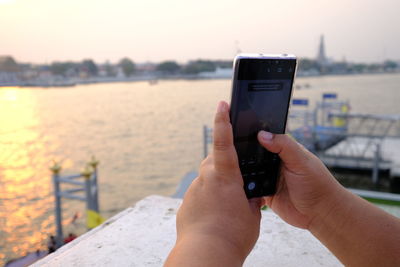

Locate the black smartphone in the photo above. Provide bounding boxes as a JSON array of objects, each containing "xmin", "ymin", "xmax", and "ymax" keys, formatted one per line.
[{"xmin": 229, "ymin": 54, "xmax": 297, "ymax": 198}]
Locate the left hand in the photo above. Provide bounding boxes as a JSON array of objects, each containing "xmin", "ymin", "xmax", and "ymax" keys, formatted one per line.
[{"xmin": 165, "ymin": 101, "xmax": 262, "ymax": 266}]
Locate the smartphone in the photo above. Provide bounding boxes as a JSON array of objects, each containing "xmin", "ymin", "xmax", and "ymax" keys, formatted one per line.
[{"xmin": 229, "ymin": 54, "xmax": 297, "ymax": 198}]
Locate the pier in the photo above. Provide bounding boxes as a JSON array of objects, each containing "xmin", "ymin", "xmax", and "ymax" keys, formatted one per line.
[
  {"xmin": 49, "ymin": 157, "xmax": 103, "ymax": 248},
  {"xmin": 203, "ymin": 92, "xmax": 400, "ymax": 194},
  {"xmin": 289, "ymin": 93, "xmax": 400, "ymax": 191}
]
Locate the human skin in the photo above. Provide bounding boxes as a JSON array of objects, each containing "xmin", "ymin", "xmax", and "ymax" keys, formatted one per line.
[
  {"xmin": 165, "ymin": 101, "xmax": 400, "ymax": 266},
  {"xmin": 258, "ymin": 130, "xmax": 400, "ymax": 266},
  {"xmin": 165, "ymin": 101, "xmax": 262, "ymax": 267}
]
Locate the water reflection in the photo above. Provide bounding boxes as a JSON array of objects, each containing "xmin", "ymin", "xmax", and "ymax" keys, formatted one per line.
[{"xmin": 0, "ymin": 88, "xmax": 55, "ymax": 262}]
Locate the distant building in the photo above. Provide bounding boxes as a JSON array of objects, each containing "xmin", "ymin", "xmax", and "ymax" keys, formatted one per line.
[
  {"xmin": 198, "ymin": 67, "xmax": 232, "ymax": 79},
  {"xmin": 316, "ymin": 35, "xmax": 329, "ymax": 66}
]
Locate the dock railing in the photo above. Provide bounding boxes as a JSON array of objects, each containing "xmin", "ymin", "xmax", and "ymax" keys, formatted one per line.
[{"xmin": 49, "ymin": 156, "xmax": 103, "ymax": 248}]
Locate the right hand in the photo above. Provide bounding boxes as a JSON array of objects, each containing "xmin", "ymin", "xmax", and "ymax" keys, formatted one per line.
[
  {"xmin": 258, "ymin": 131, "xmax": 400, "ymax": 267},
  {"xmin": 257, "ymin": 131, "xmax": 346, "ymax": 229}
]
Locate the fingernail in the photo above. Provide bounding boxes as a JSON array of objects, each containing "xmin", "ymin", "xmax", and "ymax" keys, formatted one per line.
[
  {"xmin": 259, "ymin": 131, "xmax": 273, "ymax": 141},
  {"xmin": 217, "ymin": 101, "xmax": 226, "ymax": 113}
]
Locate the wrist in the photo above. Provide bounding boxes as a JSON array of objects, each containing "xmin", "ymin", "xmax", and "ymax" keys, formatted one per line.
[{"xmin": 308, "ymin": 183, "xmax": 353, "ymax": 238}]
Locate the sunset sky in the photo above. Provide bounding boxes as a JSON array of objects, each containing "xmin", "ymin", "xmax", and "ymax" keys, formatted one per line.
[{"xmin": 1, "ymin": 0, "xmax": 399, "ymax": 64}]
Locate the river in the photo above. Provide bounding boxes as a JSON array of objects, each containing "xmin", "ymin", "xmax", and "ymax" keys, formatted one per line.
[{"xmin": 1, "ymin": 73, "xmax": 400, "ymax": 264}]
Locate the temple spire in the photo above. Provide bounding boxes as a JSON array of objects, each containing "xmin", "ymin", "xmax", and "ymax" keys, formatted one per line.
[{"xmin": 316, "ymin": 35, "xmax": 328, "ymax": 66}]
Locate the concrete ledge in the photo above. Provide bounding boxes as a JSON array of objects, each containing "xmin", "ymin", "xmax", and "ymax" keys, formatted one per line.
[{"xmin": 33, "ymin": 195, "xmax": 341, "ymax": 266}]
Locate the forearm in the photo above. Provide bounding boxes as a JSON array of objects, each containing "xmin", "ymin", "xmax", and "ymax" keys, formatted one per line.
[
  {"xmin": 165, "ymin": 234, "xmax": 245, "ymax": 267},
  {"xmin": 310, "ymin": 188, "xmax": 400, "ymax": 266}
]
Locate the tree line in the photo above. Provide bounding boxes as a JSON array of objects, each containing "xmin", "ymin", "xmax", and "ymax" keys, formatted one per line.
[
  {"xmin": 16, "ymin": 58, "xmax": 233, "ymax": 77},
  {"xmin": 2, "ymin": 55, "xmax": 398, "ymax": 78}
]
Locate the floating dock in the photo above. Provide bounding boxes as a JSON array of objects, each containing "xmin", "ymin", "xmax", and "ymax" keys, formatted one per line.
[
  {"xmin": 321, "ymin": 137, "xmax": 400, "ymax": 178},
  {"xmin": 202, "ymin": 92, "xmax": 400, "ymax": 193},
  {"xmin": 288, "ymin": 93, "xmax": 400, "ymax": 191}
]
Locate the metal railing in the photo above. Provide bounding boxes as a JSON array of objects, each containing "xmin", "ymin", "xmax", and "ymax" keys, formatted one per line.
[
  {"xmin": 49, "ymin": 156, "xmax": 101, "ymax": 248},
  {"xmin": 202, "ymin": 93, "xmax": 400, "ymax": 187}
]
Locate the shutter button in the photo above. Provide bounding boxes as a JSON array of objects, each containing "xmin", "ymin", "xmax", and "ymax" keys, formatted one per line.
[{"xmin": 247, "ymin": 182, "xmax": 256, "ymax": 191}]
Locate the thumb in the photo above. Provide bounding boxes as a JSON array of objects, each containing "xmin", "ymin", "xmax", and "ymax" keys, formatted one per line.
[{"xmin": 257, "ymin": 131, "xmax": 309, "ymax": 165}]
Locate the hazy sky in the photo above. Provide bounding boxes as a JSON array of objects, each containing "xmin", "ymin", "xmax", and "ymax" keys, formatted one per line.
[{"xmin": 1, "ymin": 0, "xmax": 399, "ymax": 64}]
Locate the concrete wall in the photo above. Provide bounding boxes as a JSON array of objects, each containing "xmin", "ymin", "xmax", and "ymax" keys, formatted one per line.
[{"xmin": 33, "ymin": 195, "xmax": 342, "ymax": 266}]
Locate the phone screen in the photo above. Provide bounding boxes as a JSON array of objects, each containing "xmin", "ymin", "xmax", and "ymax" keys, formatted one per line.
[{"xmin": 230, "ymin": 57, "xmax": 296, "ymax": 198}]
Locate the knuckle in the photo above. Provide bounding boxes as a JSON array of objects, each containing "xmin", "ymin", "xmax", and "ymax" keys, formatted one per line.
[
  {"xmin": 199, "ymin": 164, "xmax": 209, "ymax": 175},
  {"xmin": 185, "ymin": 177, "xmax": 203, "ymax": 196},
  {"xmin": 213, "ymin": 140, "xmax": 231, "ymax": 151},
  {"xmin": 200, "ymin": 157, "xmax": 211, "ymax": 168},
  {"xmin": 199, "ymin": 162, "xmax": 214, "ymax": 179},
  {"xmin": 192, "ymin": 176, "xmax": 203, "ymax": 187}
]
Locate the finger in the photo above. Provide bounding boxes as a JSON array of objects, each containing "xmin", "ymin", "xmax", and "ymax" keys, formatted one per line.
[
  {"xmin": 257, "ymin": 131, "xmax": 309, "ymax": 165},
  {"xmin": 249, "ymin": 198, "xmax": 263, "ymax": 214},
  {"xmin": 213, "ymin": 101, "xmax": 238, "ymax": 171}
]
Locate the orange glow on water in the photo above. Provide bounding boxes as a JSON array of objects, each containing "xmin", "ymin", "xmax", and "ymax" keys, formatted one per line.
[{"xmin": 0, "ymin": 88, "xmax": 56, "ymax": 262}]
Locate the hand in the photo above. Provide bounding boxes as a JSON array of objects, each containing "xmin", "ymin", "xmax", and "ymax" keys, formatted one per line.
[
  {"xmin": 258, "ymin": 131, "xmax": 400, "ymax": 266},
  {"xmin": 257, "ymin": 131, "xmax": 345, "ymax": 229},
  {"xmin": 165, "ymin": 101, "xmax": 262, "ymax": 266}
]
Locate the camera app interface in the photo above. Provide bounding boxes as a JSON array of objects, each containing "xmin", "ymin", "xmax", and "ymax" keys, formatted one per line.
[{"xmin": 231, "ymin": 58, "xmax": 296, "ymax": 196}]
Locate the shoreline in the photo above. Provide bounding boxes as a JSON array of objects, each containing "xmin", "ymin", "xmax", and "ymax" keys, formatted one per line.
[{"xmin": 1, "ymin": 71, "xmax": 399, "ymax": 89}]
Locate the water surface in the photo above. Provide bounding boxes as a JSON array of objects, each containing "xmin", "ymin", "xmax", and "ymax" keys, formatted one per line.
[{"xmin": 1, "ymin": 73, "xmax": 400, "ymax": 263}]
